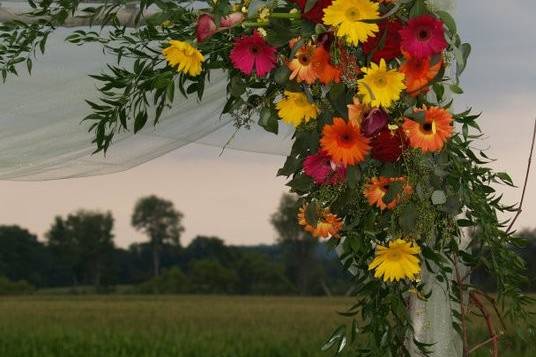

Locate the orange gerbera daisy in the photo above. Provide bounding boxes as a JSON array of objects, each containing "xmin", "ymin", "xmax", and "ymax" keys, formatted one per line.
[
  {"xmin": 364, "ymin": 177, "xmax": 412, "ymax": 210},
  {"xmin": 288, "ymin": 46, "xmax": 318, "ymax": 84},
  {"xmin": 403, "ymin": 106, "xmax": 453, "ymax": 152},
  {"xmin": 298, "ymin": 206, "xmax": 343, "ymax": 238},
  {"xmin": 313, "ymin": 47, "xmax": 341, "ymax": 84},
  {"xmin": 347, "ymin": 97, "xmax": 367, "ymax": 127},
  {"xmin": 320, "ymin": 117, "xmax": 371, "ymax": 167},
  {"xmin": 400, "ymin": 51, "xmax": 442, "ymax": 96},
  {"xmin": 288, "ymin": 46, "xmax": 340, "ymax": 85}
]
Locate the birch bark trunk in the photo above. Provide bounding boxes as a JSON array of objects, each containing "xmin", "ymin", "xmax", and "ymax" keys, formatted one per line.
[{"xmin": 407, "ymin": 263, "xmax": 464, "ymax": 357}]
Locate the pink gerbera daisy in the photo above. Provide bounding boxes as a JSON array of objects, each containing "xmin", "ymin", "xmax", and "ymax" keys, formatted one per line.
[
  {"xmin": 303, "ymin": 151, "xmax": 346, "ymax": 185},
  {"xmin": 230, "ymin": 31, "xmax": 277, "ymax": 77},
  {"xmin": 399, "ymin": 15, "xmax": 447, "ymax": 59}
]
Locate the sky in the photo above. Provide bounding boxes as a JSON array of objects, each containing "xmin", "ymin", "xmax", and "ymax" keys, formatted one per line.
[{"xmin": 0, "ymin": 0, "xmax": 535, "ymax": 248}]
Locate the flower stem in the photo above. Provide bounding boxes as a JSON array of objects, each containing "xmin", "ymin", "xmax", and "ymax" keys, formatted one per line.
[
  {"xmin": 269, "ymin": 12, "xmax": 301, "ymax": 20},
  {"xmin": 242, "ymin": 21, "xmax": 268, "ymax": 28}
]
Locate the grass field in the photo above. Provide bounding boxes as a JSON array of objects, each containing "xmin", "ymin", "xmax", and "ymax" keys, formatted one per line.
[{"xmin": 0, "ymin": 295, "xmax": 533, "ymax": 357}]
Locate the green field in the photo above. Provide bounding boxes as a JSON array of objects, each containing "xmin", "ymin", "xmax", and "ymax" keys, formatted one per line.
[{"xmin": 0, "ymin": 295, "xmax": 533, "ymax": 357}]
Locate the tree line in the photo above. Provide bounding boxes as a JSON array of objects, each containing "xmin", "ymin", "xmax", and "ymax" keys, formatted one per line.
[
  {"xmin": 0, "ymin": 194, "xmax": 351, "ymax": 295},
  {"xmin": 1, "ymin": 193, "xmax": 535, "ymax": 295}
]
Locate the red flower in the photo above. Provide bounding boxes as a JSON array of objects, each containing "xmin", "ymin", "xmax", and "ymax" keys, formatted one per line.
[
  {"xmin": 289, "ymin": 0, "xmax": 333, "ymax": 24},
  {"xmin": 399, "ymin": 15, "xmax": 448, "ymax": 59},
  {"xmin": 230, "ymin": 31, "xmax": 277, "ymax": 77},
  {"xmin": 363, "ymin": 20, "xmax": 403, "ymax": 63},
  {"xmin": 371, "ymin": 128, "xmax": 407, "ymax": 163},
  {"xmin": 303, "ymin": 151, "xmax": 346, "ymax": 185}
]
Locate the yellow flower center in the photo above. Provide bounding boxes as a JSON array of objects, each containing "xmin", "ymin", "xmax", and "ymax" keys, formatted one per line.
[
  {"xmin": 345, "ymin": 7, "xmax": 361, "ymax": 22},
  {"xmin": 374, "ymin": 75, "xmax": 387, "ymax": 88},
  {"xmin": 387, "ymin": 250, "xmax": 402, "ymax": 261}
]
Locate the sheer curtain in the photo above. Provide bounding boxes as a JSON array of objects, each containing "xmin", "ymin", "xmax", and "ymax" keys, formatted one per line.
[{"xmin": 0, "ymin": 25, "xmax": 293, "ymax": 181}]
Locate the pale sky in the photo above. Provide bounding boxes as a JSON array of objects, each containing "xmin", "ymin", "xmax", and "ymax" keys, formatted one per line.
[{"xmin": 0, "ymin": 0, "xmax": 535, "ymax": 248}]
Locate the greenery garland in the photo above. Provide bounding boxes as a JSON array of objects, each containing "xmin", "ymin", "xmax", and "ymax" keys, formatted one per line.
[{"xmin": 1, "ymin": 0, "xmax": 534, "ymax": 355}]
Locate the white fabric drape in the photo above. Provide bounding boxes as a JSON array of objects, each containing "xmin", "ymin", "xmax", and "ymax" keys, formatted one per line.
[{"xmin": 0, "ymin": 26, "xmax": 293, "ymax": 181}]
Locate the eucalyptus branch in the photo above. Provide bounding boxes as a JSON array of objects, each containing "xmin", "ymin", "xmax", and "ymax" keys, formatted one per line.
[
  {"xmin": 506, "ymin": 118, "xmax": 536, "ymax": 234},
  {"xmin": 469, "ymin": 291, "xmax": 500, "ymax": 357}
]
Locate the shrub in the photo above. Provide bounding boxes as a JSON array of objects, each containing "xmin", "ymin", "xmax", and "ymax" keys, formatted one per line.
[{"xmin": 0, "ymin": 276, "xmax": 34, "ymax": 295}]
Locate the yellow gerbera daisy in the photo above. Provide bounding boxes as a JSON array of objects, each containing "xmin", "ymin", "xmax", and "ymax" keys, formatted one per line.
[
  {"xmin": 368, "ymin": 239, "xmax": 421, "ymax": 282},
  {"xmin": 323, "ymin": 0, "xmax": 380, "ymax": 46},
  {"xmin": 358, "ymin": 59, "xmax": 406, "ymax": 108},
  {"xmin": 163, "ymin": 40, "xmax": 204, "ymax": 77},
  {"xmin": 276, "ymin": 91, "xmax": 319, "ymax": 127}
]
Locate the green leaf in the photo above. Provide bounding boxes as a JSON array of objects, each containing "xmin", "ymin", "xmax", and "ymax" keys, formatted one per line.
[
  {"xmin": 405, "ymin": 109, "xmax": 426, "ymax": 124},
  {"xmin": 304, "ymin": 0, "xmax": 319, "ymax": 12},
  {"xmin": 496, "ymin": 172, "xmax": 515, "ymax": 187},
  {"xmin": 383, "ymin": 181, "xmax": 403, "ymax": 204},
  {"xmin": 457, "ymin": 219, "xmax": 474, "ymax": 227},
  {"xmin": 321, "ymin": 325, "xmax": 346, "ymax": 352},
  {"xmin": 229, "ymin": 76, "xmax": 246, "ymax": 97},
  {"xmin": 381, "ymin": 163, "xmax": 401, "ymax": 178},
  {"xmin": 431, "ymin": 190, "xmax": 447, "ymax": 205},
  {"xmin": 266, "ymin": 19, "xmax": 295, "ymax": 47},
  {"xmin": 258, "ymin": 107, "xmax": 279, "ymax": 135},
  {"xmin": 436, "ymin": 10, "xmax": 457, "ymax": 35},
  {"xmin": 133, "ymin": 111, "xmax": 148, "ymax": 133},
  {"xmin": 399, "ymin": 204, "xmax": 417, "ymax": 231},
  {"xmin": 277, "ymin": 156, "xmax": 301, "ymax": 177},
  {"xmin": 273, "ymin": 66, "xmax": 291, "ymax": 86},
  {"xmin": 450, "ymin": 84, "xmax": 464, "ymax": 94},
  {"xmin": 328, "ymin": 83, "xmax": 350, "ymax": 119},
  {"xmin": 347, "ymin": 165, "xmax": 361, "ymax": 188},
  {"xmin": 288, "ymin": 174, "xmax": 314, "ymax": 193},
  {"xmin": 410, "ymin": 0, "xmax": 426, "ymax": 18},
  {"xmin": 305, "ymin": 202, "xmax": 320, "ymax": 227},
  {"xmin": 432, "ymin": 83, "xmax": 445, "ymax": 102},
  {"xmin": 26, "ymin": 58, "xmax": 32, "ymax": 75}
]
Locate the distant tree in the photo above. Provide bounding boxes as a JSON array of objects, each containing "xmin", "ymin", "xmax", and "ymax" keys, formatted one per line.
[
  {"xmin": 234, "ymin": 251, "xmax": 294, "ymax": 295},
  {"xmin": 270, "ymin": 194, "xmax": 325, "ymax": 295},
  {"xmin": 136, "ymin": 267, "xmax": 189, "ymax": 294},
  {"xmin": 0, "ymin": 225, "xmax": 51, "ymax": 286},
  {"xmin": 183, "ymin": 236, "xmax": 237, "ymax": 267},
  {"xmin": 46, "ymin": 210, "xmax": 115, "ymax": 289},
  {"xmin": 189, "ymin": 259, "xmax": 238, "ymax": 294},
  {"xmin": 46, "ymin": 216, "xmax": 79, "ymax": 286},
  {"xmin": 514, "ymin": 229, "xmax": 536, "ymax": 290},
  {"xmin": 131, "ymin": 195, "xmax": 184, "ymax": 277}
]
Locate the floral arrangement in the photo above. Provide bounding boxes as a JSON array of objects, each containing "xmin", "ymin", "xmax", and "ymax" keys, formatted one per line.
[{"xmin": 0, "ymin": 0, "xmax": 534, "ymax": 355}]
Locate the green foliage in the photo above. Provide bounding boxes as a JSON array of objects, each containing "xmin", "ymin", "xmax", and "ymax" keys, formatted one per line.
[
  {"xmin": 0, "ymin": 0, "xmax": 532, "ymax": 354},
  {"xmin": 189, "ymin": 259, "xmax": 239, "ymax": 294},
  {"xmin": 136, "ymin": 267, "xmax": 189, "ymax": 294},
  {"xmin": 0, "ymin": 276, "xmax": 34, "ymax": 295},
  {"xmin": 0, "ymin": 225, "xmax": 51, "ymax": 286},
  {"xmin": 46, "ymin": 210, "xmax": 115, "ymax": 289},
  {"xmin": 131, "ymin": 195, "xmax": 184, "ymax": 277}
]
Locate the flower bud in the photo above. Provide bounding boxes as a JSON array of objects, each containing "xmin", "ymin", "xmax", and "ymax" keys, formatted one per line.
[
  {"xmin": 220, "ymin": 12, "xmax": 245, "ymax": 28},
  {"xmin": 361, "ymin": 108, "xmax": 389, "ymax": 137},
  {"xmin": 196, "ymin": 14, "xmax": 217, "ymax": 43}
]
